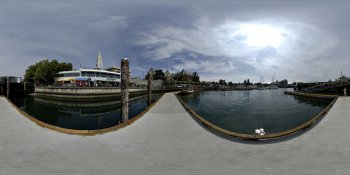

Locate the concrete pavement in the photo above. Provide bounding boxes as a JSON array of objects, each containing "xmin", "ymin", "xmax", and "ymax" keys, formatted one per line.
[{"xmin": 1, "ymin": 93, "xmax": 350, "ymax": 174}]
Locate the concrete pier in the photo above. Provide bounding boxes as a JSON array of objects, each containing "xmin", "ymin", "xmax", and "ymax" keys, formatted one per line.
[{"xmin": 1, "ymin": 94, "xmax": 350, "ymax": 174}]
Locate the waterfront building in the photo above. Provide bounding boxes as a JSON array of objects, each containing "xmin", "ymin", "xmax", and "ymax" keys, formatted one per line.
[
  {"xmin": 55, "ymin": 51, "xmax": 121, "ymax": 87},
  {"xmin": 165, "ymin": 70, "xmax": 171, "ymax": 81},
  {"xmin": 276, "ymin": 79, "xmax": 288, "ymax": 88},
  {"xmin": 105, "ymin": 66, "xmax": 121, "ymax": 73},
  {"xmin": 56, "ymin": 68, "xmax": 121, "ymax": 87}
]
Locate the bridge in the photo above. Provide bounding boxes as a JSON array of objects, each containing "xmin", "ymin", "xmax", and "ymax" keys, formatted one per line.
[{"xmin": 1, "ymin": 93, "xmax": 350, "ymax": 174}]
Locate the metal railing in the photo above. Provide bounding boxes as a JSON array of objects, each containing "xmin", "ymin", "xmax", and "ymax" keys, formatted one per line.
[{"xmin": 302, "ymin": 80, "xmax": 350, "ymax": 93}]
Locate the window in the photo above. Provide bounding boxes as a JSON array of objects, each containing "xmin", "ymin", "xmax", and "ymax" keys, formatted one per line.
[{"xmin": 85, "ymin": 72, "xmax": 95, "ymax": 77}]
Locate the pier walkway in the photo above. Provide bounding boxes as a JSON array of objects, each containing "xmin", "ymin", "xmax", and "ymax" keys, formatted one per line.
[{"xmin": 1, "ymin": 93, "xmax": 350, "ymax": 174}]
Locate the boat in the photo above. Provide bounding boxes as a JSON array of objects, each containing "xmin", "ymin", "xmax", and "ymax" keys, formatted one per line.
[
  {"xmin": 268, "ymin": 85, "xmax": 279, "ymax": 89},
  {"xmin": 256, "ymin": 87, "xmax": 267, "ymax": 90},
  {"xmin": 181, "ymin": 89, "xmax": 194, "ymax": 94}
]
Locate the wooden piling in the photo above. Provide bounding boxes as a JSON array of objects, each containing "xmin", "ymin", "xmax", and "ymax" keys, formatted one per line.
[
  {"xmin": 148, "ymin": 68, "xmax": 154, "ymax": 106},
  {"xmin": 23, "ymin": 82, "xmax": 27, "ymax": 96},
  {"xmin": 7, "ymin": 76, "xmax": 10, "ymax": 99},
  {"xmin": 121, "ymin": 58, "xmax": 130, "ymax": 122}
]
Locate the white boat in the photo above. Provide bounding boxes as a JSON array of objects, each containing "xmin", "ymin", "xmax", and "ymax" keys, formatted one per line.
[{"xmin": 268, "ymin": 85, "xmax": 279, "ymax": 89}]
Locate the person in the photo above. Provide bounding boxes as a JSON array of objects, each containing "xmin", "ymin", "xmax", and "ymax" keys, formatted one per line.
[{"xmin": 344, "ymin": 87, "xmax": 347, "ymax": 96}]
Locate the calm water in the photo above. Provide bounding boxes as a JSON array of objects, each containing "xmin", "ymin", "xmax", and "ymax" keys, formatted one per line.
[
  {"xmin": 178, "ymin": 89, "xmax": 333, "ymax": 134},
  {"xmin": 12, "ymin": 94, "xmax": 162, "ymax": 130}
]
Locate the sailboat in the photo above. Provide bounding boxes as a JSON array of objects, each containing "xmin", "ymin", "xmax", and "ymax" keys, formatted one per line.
[{"xmin": 269, "ymin": 74, "xmax": 279, "ymax": 90}]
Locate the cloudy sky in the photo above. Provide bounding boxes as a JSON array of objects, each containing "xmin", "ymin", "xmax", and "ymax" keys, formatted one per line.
[{"xmin": 0, "ymin": 0, "xmax": 349, "ymax": 83}]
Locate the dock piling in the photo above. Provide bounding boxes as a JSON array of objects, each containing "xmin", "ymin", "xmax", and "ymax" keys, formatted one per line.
[
  {"xmin": 148, "ymin": 68, "xmax": 154, "ymax": 106},
  {"xmin": 7, "ymin": 76, "xmax": 10, "ymax": 99},
  {"xmin": 121, "ymin": 58, "xmax": 130, "ymax": 122},
  {"xmin": 23, "ymin": 82, "xmax": 27, "ymax": 95}
]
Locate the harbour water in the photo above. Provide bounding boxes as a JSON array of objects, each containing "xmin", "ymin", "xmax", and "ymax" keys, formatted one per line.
[
  {"xmin": 178, "ymin": 89, "xmax": 333, "ymax": 134},
  {"xmin": 12, "ymin": 94, "xmax": 163, "ymax": 130}
]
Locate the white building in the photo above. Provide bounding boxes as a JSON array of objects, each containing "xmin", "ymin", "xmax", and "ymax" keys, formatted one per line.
[
  {"xmin": 55, "ymin": 51, "xmax": 121, "ymax": 87},
  {"xmin": 56, "ymin": 68, "xmax": 121, "ymax": 87}
]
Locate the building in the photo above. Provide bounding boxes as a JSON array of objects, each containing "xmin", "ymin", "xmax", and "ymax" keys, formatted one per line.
[
  {"xmin": 165, "ymin": 70, "xmax": 171, "ymax": 81},
  {"xmin": 105, "ymin": 66, "xmax": 121, "ymax": 73},
  {"xmin": 56, "ymin": 68, "xmax": 121, "ymax": 87},
  {"xmin": 55, "ymin": 51, "xmax": 121, "ymax": 87},
  {"xmin": 277, "ymin": 79, "xmax": 288, "ymax": 88},
  {"xmin": 96, "ymin": 50, "xmax": 103, "ymax": 70}
]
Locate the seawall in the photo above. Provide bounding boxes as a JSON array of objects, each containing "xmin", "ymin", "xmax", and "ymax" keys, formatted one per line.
[{"xmin": 34, "ymin": 87, "xmax": 169, "ymax": 101}]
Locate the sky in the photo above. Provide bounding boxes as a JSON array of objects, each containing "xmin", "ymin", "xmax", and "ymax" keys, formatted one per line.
[{"xmin": 0, "ymin": 0, "xmax": 349, "ymax": 83}]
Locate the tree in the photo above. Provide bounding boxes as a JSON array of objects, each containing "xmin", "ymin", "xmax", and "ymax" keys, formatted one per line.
[
  {"xmin": 219, "ymin": 79, "xmax": 226, "ymax": 86},
  {"xmin": 192, "ymin": 72, "xmax": 200, "ymax": 82},
  {"xmin": 243, "ymin": 79, "xmax": 251, "ymax": 86},
  {"xmin": 24, "ymin": 59, "xmax": 72, "ymax": 84},
  {"xmin": 154, "ymin": 70, "xmax": 165, "ymax": 80}
]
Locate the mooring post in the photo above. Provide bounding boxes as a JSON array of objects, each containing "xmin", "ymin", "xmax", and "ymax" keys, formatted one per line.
[
  {"xmin": 23, "ymin": 81, "xmax": 27, "ymax": 96},
  {"xmin": 7, "ymin": 76, "xmax": 10, "ymax": 99},
  {"xmin": 148, "ymin": 68, "xmax": 154, "ymax": 106},
  {"xmin": 121, "ymin": 58, "xmax": 130, "ymax": 122}
]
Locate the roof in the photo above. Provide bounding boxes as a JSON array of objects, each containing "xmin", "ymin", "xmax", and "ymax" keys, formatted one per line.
[{"xmin": 57, "ymin": 68, "xmax": 120, "ymax": 75}]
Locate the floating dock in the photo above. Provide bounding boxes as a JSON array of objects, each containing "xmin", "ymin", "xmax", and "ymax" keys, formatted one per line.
[{"xmin": 0, "ymin": 93, "xmax": 350, "ymax": 174}]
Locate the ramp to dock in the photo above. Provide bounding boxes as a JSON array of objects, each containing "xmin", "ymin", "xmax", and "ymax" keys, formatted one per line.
[{"xmin": 1, "ymin": 93, "xmax": 350, "ymax": 175}]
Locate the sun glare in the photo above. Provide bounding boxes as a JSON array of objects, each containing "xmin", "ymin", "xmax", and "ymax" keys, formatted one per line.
[{"xmin": 234, "ymin": 23, "xmax": 285, "ymax": 48}]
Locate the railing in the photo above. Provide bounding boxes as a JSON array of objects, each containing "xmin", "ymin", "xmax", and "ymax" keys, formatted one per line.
[{"xmin": 302, "ymin": 80, "xmax": 350, "ymax": 93}]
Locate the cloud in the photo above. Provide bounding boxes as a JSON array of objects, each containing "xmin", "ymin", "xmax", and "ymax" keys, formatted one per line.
[
  {"xmin": 135, "ymin": 17, "xmax": 337, "ymax": 82},
  {"xmin": 0, "ymin": 0, "xmax": 348, "ymax": 83}
]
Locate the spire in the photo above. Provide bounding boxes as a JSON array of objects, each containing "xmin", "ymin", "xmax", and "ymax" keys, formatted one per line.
[{"xmin": 97, "ymin": 50, "xmax": 103, "ymax": 70}]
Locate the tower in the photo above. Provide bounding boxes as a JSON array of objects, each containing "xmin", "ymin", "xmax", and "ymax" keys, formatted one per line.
[{"xmin": 97, "ymin": 50, "xmax": 103, "ymax": 70}]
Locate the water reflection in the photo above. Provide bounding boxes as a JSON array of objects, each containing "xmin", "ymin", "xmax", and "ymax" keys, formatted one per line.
[
  {"xmin": 179, "ymin": 89, "xmax": 333, "ymax": 134},
  {"xmin": 12, "ymin": 94, "xmax": 162, "ymax": 130}
]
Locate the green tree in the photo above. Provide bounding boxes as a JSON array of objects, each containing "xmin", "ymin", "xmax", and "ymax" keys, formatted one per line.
[
  {"xmin": 24, "ymin": 59, "xmax": 72, "ymax": 84},
  {"xmin": 192, "ymin": 72, "xmax": 200, "ymax": 82}
]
